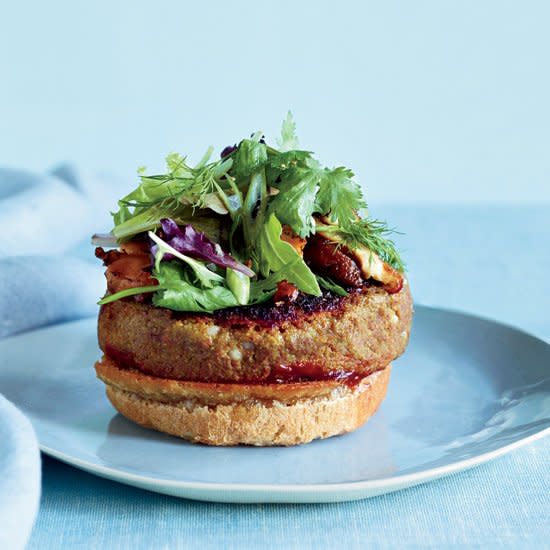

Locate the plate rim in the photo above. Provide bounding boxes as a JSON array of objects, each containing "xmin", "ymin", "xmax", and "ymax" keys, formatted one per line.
[
  {"xmin": 5, "ymin": 304, "xmax": 550, "ymax": 501},
  {"xmin": 39, "ymin": 426, "xmax": 550, "ymax": 499}
]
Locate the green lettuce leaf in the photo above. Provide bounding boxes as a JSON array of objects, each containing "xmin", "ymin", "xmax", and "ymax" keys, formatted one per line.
[
  {"xmin": 148, "ymin": 231, "xmax": 224, "ymax": 288},
  {"xmin": 152, "ymin": 262, "xmax": 240, "ymax": 312},
  {"xmin": 111, "ymin": 151, "xmax": 233, "ymax": 241},
  {"xmin": 248, "ymin": 259, "xmax": 308, "ymax": 303},
  {"xmin": 241, "ymin": 167, "xmax": 268, "ymax": 253},
  {"xmin": 232, "ymin": 138, "xmax": 268, "ymax": 180},
  {"xmin": 98, "ymin": 285, "xmax": 160, "ymax": 306},
  {"xmin": 316, "ymin": 275, "xmax": 349, "ymax": 297},
  {"xmin": 255, "ymin": 213, "xmax": 321, "ymax": 295},
  {"xmin": 226, "ymin": 268, "xmax": 250, "ymax": 305},
  {"xmin": 113, "ymin": 208, "xmax": 222, "ymax": 243}
]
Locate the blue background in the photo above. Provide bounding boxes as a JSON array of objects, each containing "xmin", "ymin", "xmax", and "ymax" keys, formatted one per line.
[{"xmin": 1, "ymin": 1, "xmax": 549, "ymax": 203}]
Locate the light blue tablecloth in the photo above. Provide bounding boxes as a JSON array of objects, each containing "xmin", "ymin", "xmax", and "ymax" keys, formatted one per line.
[{"xmin": 18, "ymin": 202, "xmax": 550, "ymax": 548}]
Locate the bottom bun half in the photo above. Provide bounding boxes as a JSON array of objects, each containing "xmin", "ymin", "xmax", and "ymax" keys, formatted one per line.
[{"xmin": 95, "ymin": 357, "xmax": 391, "ymax": 446}]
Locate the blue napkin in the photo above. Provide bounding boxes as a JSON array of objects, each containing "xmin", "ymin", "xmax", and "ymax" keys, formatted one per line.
[
  {"xmin": 0, "ymin": 164, "xmax": 126, "ymax": 544},
  {"xmin": 0, "ymin": 395, "xmax": 41, "ymax": 550},
  {"xmin": 0, "ymin": 164, "xmax": 125, "ymax": 337}
]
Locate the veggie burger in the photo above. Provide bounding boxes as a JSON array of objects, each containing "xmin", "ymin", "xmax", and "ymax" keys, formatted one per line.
[{"xmin": 94, "ymin": 114, "xmax": 413, "ymax": 446}]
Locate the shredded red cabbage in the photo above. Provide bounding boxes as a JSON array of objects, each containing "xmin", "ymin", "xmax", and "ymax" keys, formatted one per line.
[{"xmin": 155, "ymin": 218, "xmax": 254, "ymax": 277}]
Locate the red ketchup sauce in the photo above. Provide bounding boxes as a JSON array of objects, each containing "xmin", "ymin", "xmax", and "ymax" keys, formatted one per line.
[
  {"xmin": 104, "ymin": 345, "xmax": 365, "ymax": 387},
  {"xmin": 263, "ymin": 362, "xmax": 364, "ymax": 387}
]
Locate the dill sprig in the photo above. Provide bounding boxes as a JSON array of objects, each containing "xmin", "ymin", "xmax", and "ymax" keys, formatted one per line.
[
  {"xmin": 320, "ymin": 218, "xmax": 405, "ymax": 272},
  {"xmin": 111, "ymin": 150, "xmax": 233, "ymax": 237}
]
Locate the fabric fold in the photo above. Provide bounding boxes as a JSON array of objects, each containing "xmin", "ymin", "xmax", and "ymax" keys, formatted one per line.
[
  {"xmin": 0, "ymin": 395, "xmax": 41, "ymax": 550},
  {"xmin": 0, "ymin": 163, "xmax": 125, "ymax": 336}
]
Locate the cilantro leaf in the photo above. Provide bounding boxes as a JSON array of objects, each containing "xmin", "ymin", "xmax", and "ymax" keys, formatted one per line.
[
  {"xmin": 315, "ymin": 167, "xmax": 366, "ymax": 226},
  {"xmin": 265, "ymin": 148, "xmax": 313, "ymax": 190},
  {"xmin": 277, "ymin": 111, "xmax": 300, "ymax": 152},
  {"xmin": 268, "ymin": 170, "xmax": 318, "ymax": 237}
]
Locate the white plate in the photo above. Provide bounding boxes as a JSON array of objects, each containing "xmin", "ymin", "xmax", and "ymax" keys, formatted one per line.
[{"xmin": 0, "ymin": 306, "xmax": 549, "ymax": 503}]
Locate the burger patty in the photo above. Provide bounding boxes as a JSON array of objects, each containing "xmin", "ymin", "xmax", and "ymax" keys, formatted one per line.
[{"xmin": 98, "ymin": 281, "xmax": 413, "ymax": 383}]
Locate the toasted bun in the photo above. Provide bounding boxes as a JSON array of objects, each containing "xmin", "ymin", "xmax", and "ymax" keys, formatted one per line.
[{"xmin": 95, "ymin": 357, "xmax": 391, "ymax": 446}]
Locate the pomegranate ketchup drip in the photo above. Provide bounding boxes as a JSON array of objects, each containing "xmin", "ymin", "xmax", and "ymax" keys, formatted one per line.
[
  {"xmin": 265, "ymin": 362, "xmax": 365, "ymax": 387},
  {"xmin": 104, "ymin": 344, "xmax": 366, "ymax": 387}
]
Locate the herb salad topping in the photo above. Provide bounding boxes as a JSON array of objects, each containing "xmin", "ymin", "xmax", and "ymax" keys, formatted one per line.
[{"xmin": 95, "ymin": 113, "xmax": 405, "ymax": 313}]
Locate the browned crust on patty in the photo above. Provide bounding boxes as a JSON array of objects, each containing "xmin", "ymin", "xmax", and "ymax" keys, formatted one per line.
[
  {"xmin": 100, "ymin": 363, "xmax": 392, "ymax": 446},
  {"xmin": 98, "ymin": 281, "xmax": 412, "ymax": 383}
]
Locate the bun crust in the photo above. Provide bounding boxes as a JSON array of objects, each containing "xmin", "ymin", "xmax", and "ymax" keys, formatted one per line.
[{"xmin": 96, "ymin": 358, "xmax": 391, "ymax": 446}]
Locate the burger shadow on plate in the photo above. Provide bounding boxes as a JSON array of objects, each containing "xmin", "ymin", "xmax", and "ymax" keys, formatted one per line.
[{"xmin": 95, "ymin": 410, "xmax": 399, "ymax": 485}]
